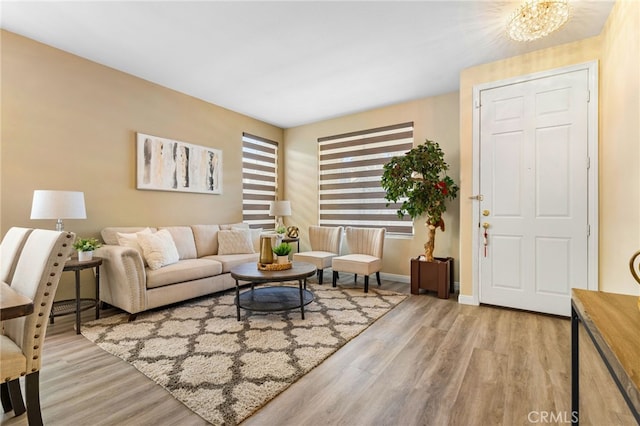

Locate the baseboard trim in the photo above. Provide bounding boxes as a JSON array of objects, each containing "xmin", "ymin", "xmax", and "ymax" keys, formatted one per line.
[
  {"xmin": 458, "ymin": 294, "xmax": 479, "ymax": 306},
  {"xmin": 380, "ymin": 272, "xmax": 410, "ymax": 284}
]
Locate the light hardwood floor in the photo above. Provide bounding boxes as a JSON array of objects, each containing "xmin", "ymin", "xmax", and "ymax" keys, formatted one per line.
[{"xmin": 2, "ymin": 278, "xmax": 635, "ymax": 426}]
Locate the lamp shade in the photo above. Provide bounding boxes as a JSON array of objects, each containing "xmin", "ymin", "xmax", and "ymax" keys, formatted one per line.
[
  {"xmin": 30, "ymin": 190, "xmax": 87, "ymax": 220},
  {"xmin": 269, "ymin": 200, "xmax": 291, "ymax": 217}
]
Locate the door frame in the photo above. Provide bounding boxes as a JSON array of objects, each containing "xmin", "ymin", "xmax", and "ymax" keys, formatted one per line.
[{"xmin": 469, "ymin": 61, "xmax": 599, "ymax": 305}]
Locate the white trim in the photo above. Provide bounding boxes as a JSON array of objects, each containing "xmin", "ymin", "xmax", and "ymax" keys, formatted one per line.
[
  {"xmin": 458, "ymin": 293, "xmax": 479, "ymax": 306},
  {"xmin": 380, "ymin": 272, "xmax": 410, "ymax": 284},
  {"xmin": 471, "ymin": 61, "xmax": 600, "ymax": 303}
]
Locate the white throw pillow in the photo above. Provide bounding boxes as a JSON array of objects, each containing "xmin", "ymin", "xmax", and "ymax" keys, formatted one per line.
[
  {"xmin": 233, "ymin": 226, "xmax": 263, "ymax": 253},
  {"xmin": 218, "ymin": 229, "xmax": 255, "ymax": 255},
  {"xmin": 116, "ymin": 228, "xmax": 153, "ymax": 264},
  {"xmin": 137, "ymin": 229, "xmax": 180, "ymax": 270}
]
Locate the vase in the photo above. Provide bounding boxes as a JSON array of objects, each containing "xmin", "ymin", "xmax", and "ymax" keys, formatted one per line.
[
  {"xmin": 78, "ymin": 250, "xmax": 93, "ymax": 262},
  {"xmin": 259, "ymin": 236, "xmax": 274, "ymax": 264}
]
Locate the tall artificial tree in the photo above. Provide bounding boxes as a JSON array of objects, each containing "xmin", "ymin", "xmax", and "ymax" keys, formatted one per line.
[{"xmin": 381, "ymin": 139, "xmax": 459, "ymax": 262}]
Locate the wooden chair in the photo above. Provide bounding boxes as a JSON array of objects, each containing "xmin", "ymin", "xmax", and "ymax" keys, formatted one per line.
[
  {"xmin": 0, "ymin": 230, "xmax": 74, "ymax": 425},
  {"xmin": 331, "ymin": 227, "xmax": 385, "ymax": 292},
  {"xmin": 293, "ymin": 226, "xmax": 343, "ymax": 284}
]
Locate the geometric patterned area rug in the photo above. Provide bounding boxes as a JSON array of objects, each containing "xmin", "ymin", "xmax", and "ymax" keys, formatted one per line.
[{"xmin": 81, "ymin": 283, "xmax": 407, "ymax": 425}]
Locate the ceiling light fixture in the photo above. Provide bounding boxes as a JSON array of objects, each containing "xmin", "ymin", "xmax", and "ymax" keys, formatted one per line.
[{"xmin": 507, "ymin": 0, "xmax": 570, "ymax": 42}]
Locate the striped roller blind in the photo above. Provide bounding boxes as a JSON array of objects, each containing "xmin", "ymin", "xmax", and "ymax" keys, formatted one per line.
[
  {"xmin": 242, "ymin": 133, "xmax": 278, "ymax": 229},
  {"xmin": 318, "ymin": 122, "xmax": 414, "ymax": 235}
]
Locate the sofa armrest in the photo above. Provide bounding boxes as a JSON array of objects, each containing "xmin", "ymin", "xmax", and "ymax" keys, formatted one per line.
[{"xmin": 95, "ymin": 245, "xmax": 147, "ymax": 315}]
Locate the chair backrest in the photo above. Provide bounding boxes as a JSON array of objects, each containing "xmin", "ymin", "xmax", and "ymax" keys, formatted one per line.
[
  {"xmin": 309, "ymin": 225, "xmax": 343, "ymax": 254},
  {"xmin": 0, "ymin": 227, "xmax": 34, "ymax": 283},
  {"xmin": 631, "ymin": 250, "xmax": 640, "ymax": 285},
  {"xmin": 3, "ymin": 230, "xmax": 75, "ymax": 374},
  {"xmin": 345, "ymin": 227, "xmax": 385, "ymax": 258}
]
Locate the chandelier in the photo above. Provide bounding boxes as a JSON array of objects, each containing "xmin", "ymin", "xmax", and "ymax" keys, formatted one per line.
[{"xmin": 507, "ymin": 0, "xmax": 570, "ymax": 42}]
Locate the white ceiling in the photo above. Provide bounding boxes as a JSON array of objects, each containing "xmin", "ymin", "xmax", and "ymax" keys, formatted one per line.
[{"xmin": 1, "ymin": 1, "xmax": 614, "ymax": 128}]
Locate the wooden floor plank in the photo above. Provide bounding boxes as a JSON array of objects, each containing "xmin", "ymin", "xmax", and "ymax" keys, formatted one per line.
[{"xmin": 1, "ymin": 277, "xmax": 635, "ymax": 425}]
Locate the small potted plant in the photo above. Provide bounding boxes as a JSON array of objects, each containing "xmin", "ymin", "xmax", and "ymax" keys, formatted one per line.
[
  {"xmin": 73, "ymin": 237, "xmax": 102, "ymax": 261},
  {"xmin": 272, "ymin": 242, "xmax": 292, "ymax": 264},
  {"xmin": 274, "ymin": 225, "xmax": 287, "ymax": 245}
]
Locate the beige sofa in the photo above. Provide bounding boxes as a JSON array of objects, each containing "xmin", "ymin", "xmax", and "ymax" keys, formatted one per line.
[{"xmin": 96, "ymin": 224, "xmax": 260, "ymax": 319}]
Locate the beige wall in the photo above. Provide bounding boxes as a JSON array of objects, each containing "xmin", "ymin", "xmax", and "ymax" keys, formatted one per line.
[
  {"xmin": 284, "ymin": 93, "xmax": 460, "ymax": 280},
  {"xmin": 1, "ymin": 31, "xmax": 283, "ymax": 298},
  {"xmin": 1, "ymin": 31, "xmax": 283, "ymax": 235},
  {"xmin": 599, "ymin": 0, "xmax": 640, "ymax": 295},
  {"xmin": 458, "ymin": 0, "xmax": 640, "ymax": 297}
]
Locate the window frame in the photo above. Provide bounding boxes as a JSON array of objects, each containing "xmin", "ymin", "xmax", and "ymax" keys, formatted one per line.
[
  {"xmin": 242, "ymin": 133, "xmax": 278, "ymax": 229},
  {"xmin": 318, "ymin": 122, "xmax": 414, "ymax": 236}
]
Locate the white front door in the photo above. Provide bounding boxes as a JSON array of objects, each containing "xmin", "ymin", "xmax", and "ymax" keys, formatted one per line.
[{"xmin": 478, "ymin": 69, "xmax": 591, "ymax": 316}]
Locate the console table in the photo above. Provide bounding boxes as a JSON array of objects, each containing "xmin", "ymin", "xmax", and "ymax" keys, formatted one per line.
[{"xmin": 571, "ymin": 289, "xmax": 640, "ymax": 424}]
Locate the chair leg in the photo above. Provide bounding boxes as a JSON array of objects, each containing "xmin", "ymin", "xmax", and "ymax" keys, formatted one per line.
[
  {"xmin": 376, "ymin": 271, "xmax": 381, "ymax": 286},
  {"xmin": 7, "ymin": 379, "xmax": 25, "ymax": 416},
  {"xmin": 318, "ymin": 269, "xmax": 324, "ymax": 285},
  {"xmin": 332, "ymin": 271, "xmax": 338, "ymax": 287},
  {"xmin": 364, "ymin": 275, "xmax": 369, "ymax": 293},
  {"xmin": 1, "ymin": 382, "xmax": 11, "ymax": 413},
  {"xmin": 25, "ymin": 372, "xmax": 43, "ymax": 426},
  {"xmin": 354, "ymin": 274, "xmax": 357, "ymax": 284}
]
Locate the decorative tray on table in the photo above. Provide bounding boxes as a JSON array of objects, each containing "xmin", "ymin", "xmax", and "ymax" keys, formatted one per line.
[{"xmin": 257, "ymin": 262, "xmax": 292, "ymax": 271}]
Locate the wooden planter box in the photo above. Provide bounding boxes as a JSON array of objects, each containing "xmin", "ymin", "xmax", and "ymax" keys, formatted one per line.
[{"xmin": 410, "ymin": 256, "xmax": 454, "ymax": 299}]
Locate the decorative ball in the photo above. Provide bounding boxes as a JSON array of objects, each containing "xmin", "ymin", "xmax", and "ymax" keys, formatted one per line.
[{"xmin": 286, "ymin": 226, "xmax": 299, "ymax": 238}]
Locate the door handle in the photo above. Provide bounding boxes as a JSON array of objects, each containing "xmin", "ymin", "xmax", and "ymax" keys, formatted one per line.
[{"xmin": 482, "ymin": 222, "xmax": 490, "ymax": 229}]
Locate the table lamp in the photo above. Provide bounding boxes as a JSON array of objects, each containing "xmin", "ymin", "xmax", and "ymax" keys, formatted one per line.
[
  {"xmin": 269, "ymin": 200, "xmax": 291, "ymax": 230},
  {"xmin": 30, "ymin": 190, "xmax": 87, "ymax": 231}
]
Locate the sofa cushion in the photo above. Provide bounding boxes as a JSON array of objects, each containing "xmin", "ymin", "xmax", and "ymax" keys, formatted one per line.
[
  {"xmin": 160, "ymin": 226, "xmax": 197, "ymax": 260},
  {"xmin": 102, "ymin": 227, "xmax": 156, "ymax": 245},
  {"xmin": 204, "ymin": 253, "xmax": 260, "ymax": 273},
  {"xmin": 137, "ymin": 229, "xmax": 180, "ymax": 270},
  {"xmin": 146, "ymin": 259, "xmax": 223, "ymax": 289},
  {"xmin": 218, "ymin": 229, "xmax": 255, "ymax": 255},
  {"xmin": 191, "ymin": 224, "xmax": 220, "ymax": 257}
]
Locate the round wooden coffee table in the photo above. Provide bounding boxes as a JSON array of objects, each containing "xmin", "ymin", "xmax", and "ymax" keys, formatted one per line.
[{"xmin": 230, "ymin": 261, "xmax": 316, "ymax": 321}]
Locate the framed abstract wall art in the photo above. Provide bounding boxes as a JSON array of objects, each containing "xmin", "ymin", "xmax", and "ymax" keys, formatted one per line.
[{"xmin": 136, "ymin": 133, "xmax": 223, "ymax": 194}]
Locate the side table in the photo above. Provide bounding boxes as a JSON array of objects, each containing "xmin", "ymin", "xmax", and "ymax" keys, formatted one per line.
[
  {"xmin": 50, "ymin": 256, "xmax": 102, "ymax": 334},
  {"xmin": 282, "ymin": 237, "xmax": 300, "ymax": 253}
]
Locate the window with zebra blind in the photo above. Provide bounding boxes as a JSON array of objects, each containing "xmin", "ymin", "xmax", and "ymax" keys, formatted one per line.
[
  {"xmin": 242, "ymin": 133, "xmax": 278, "ymax": 229},
  {"xmin": 318, "ymin": 122, "xmax": 414, "ymax": 235}
]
